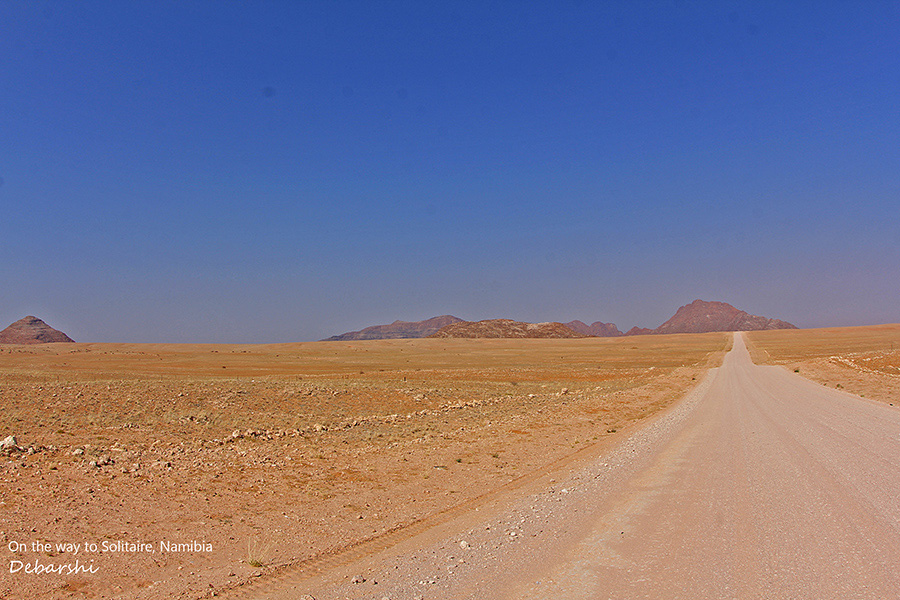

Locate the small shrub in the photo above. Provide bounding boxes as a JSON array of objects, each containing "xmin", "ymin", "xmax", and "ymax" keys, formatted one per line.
[{"xmin": 247, "ymin": 538, "xmax": 272, "ymax": 568}]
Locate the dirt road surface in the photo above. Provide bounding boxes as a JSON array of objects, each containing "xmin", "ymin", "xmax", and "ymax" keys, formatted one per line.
[{"xmin": 231, "ymin": 332, "xmax": 900, "ymax": 599}]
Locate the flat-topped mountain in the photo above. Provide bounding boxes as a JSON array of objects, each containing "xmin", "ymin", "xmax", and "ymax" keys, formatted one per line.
[
  {"xmin": 429, "ymin": 319, "xmax": 586, "ymax": 339},
  {"xmin": 324, "ymin": 315, "xmax": 464, "ymax": 341},
  {"xmin": 0, "ymin": 316, "xmax": 75, "ymax": 344},
  {"xmin": 564, "ymin": 320, "xmax": 623, "ymax": 337},
  {"xmin": 652, "ymin": 300, "xmax": 797, "ymax": 334}
]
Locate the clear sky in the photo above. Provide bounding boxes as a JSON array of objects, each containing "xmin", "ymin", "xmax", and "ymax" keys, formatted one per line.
[{"xmin": 1, "ymin": 1, "xmax": 898, "ymax": 342}]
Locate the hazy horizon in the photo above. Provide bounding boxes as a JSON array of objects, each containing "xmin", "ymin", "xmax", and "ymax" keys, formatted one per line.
[
  {"xmin": 2, "ymin": 2, "xmax": 898, "ymax": 343},
  {"xmin": 4, "ymin": 297, "xmax": 898, "ymax": 345}
]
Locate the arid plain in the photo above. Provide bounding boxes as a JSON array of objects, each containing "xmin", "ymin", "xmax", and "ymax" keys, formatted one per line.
[
  {"xmin": 1, "ymin": 325, "xmax": 898, "ymax": 599},
  {"xmin": 2, "ymin": 334, "xmax": 727, "ymax": 599}
]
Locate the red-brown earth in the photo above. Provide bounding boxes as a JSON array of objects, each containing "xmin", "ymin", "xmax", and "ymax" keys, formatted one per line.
[{"xmin": 0, "ymin": 334, "xmax": 729, "ymax": 599}]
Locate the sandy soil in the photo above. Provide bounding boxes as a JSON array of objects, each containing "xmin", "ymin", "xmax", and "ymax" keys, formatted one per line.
[{"xmin": 0, "ymin": 334, "xmax": 729, "ymax": 599}]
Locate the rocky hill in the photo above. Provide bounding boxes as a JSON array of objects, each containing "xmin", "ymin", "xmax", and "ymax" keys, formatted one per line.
[
  {"xmin": 651, "ymin": 300, "xmax": 797, "ymax": 334},
  {"xmin": 564, "ymin": 320, "xmax": 623, "ymax": 337},
  {"xmin": 324, "ymin": 315, "xmax": 464, "ymax": 341},
  {"xmin": 0, "ymin": 316, "xmax": 75, "ymax": 344},
  {"xmin": 430, "ymin": 319, "xmax": 587, "ymax": 339},
  {"xmin": 625, "ymin": 326, "xmax": 654, "ymax": 336}
]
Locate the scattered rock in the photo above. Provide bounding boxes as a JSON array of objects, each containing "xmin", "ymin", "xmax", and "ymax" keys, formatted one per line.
[{"xmin": 351, "ymin": 575, "xmax": 366, "ymax": 584}]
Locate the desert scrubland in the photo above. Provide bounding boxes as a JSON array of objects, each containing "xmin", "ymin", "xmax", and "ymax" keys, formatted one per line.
[
  {"xmin": 1, "ymin": 334, "xmax": 728, "ymax": 599},
  {"xmin": 746, "ymin": 324, "xmax": 900, "ymax": 405}
]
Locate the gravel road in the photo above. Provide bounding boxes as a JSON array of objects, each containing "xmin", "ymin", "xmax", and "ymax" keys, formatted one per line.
[{"xmin": 233, "ymin": 332, "xmax": 900, "ymax": 599}]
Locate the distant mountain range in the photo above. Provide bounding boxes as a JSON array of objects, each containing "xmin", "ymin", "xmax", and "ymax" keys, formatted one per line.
[
  {"xmin": 563, "ymin": 320, "xmax": 623, "ymax": 337},
  {"xmin": 429, "ymin": 319, "xmax": 587, "ymax": 339},
  {"xmin": 2, "ymin": 300, "xmax": 798, "ymax": 344},
  {"xmin": 322, "ymin": 315, "xmax": 463, "ymax": 341},
  {"xmin": 324, "ymin": 300, "xmax": 797, "ymax": 340},
  {"xmin": 0, "ymin": 316, "xmax": 74, "ymax": 344}
]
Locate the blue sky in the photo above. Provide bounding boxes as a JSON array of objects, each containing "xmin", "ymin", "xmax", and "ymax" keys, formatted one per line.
[{"xmin": 1, "ymin": 1, "xmax": 898, "ymax": 342}]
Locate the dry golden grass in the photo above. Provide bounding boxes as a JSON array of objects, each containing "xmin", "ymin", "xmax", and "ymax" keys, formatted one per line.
[
  {"xmin": 746, "ymin": 323, "xmax": 900, "ymax": 363},
  {"xmin": 0, "ymin": 334, "xmax": 728, "ymax": 377},
  {"xmin": 0, "ymin": 334, "xmax": 730, "ymax": 442},
  {"xmin": 746, "ymin": 324, "xmax": 900, "ymax": 405}
]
